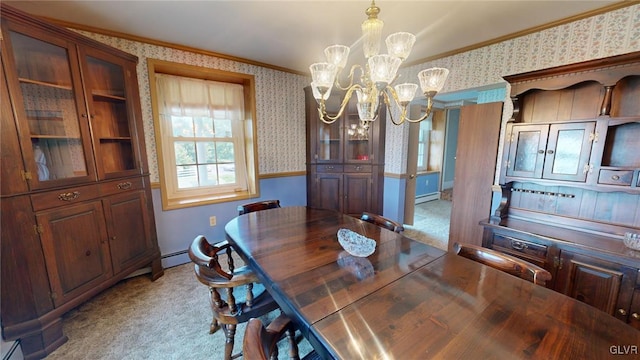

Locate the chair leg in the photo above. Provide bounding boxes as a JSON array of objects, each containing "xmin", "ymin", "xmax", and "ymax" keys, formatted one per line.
[
  {"xmin": 223, "ymin": 323, "xmax": 237, "ymax": 360},
  {"xmin": 209, "ymin": 317, "xmax": 220, "ymax": 334},
  {"xmin": 286, "ymin": 327, "xmax": 300, "ymax": 360},
  {"xmin": 209, "ymin": 287, "xmax": 222, "ymax": 334}
]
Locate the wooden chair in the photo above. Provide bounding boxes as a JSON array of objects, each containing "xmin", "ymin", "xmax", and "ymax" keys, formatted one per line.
[
  {"xmin": 360, "ymin": 212, "xmax": 404, "ymax": 233},
  {"xmin": 238, "ymin": 199, "xmax": 281, "ymax": 215},
  {"xmin": 243, "ymin": 314, "xmax": 321, "ymax": 360},
  {"xmin": 453, "ymin": 242, "xmax": 552, "ymax": 286},
  {"xmin": 189, "ymin": 235, "xmax": 279, "ymax": 360}
]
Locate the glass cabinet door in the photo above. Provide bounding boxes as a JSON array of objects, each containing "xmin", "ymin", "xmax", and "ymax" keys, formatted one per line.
[
  {"xmin": 506, "ymin": 124, "xmax": 549, "ymax": 178},
  {"xmin": 542, "ymin": 122, "xmax": 595, "ymax": 181},
  {"xmin": 316, "ymin": 120, "xmax": 342, "ymax": 162},
  {"xmin": 344, "ymin": 113, "xmax": 372, "ymax": 163},
  {"xmin": 81, "ymin": 48, "xmax": 140, "ymax": 179},
  {"xmin": 6, "ymin": 27, "xmax": 95, "ymax": 189}
]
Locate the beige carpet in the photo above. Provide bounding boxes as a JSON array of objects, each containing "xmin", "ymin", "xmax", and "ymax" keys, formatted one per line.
[
  {"xmin": 403, "ymin": 199, "xmax": 452, "ymax": 250},
  {"xmin": 45, "ymin": 263, "xmax": 312, "ymax": 360}
]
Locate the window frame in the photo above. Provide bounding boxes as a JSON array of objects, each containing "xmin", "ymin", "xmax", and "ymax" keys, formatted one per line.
[{"xmin": 148, "ymin": 59, "xmax": 259, "ymax": 210}]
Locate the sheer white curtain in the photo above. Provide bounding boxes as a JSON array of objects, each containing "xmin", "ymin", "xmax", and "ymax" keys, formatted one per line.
[{"xmin": 155, "ymin": 73, "xmax": 249, "ymax": 197}]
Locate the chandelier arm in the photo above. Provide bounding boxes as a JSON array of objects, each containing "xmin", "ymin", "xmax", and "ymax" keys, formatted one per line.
[
  {"xmin": 382, "ymin": 91, "xmax": 405, "ymax": 126},
  {"xmin": 404, "ymin": 96, "xmax": 435, "ymax": 123},
  {"xmin": 318, "ymin": 85, "xmax": 362, "ymax": 124},
  {"xmin": 334, "ymin": 65, "xmax": 362, "ymax": 91}
]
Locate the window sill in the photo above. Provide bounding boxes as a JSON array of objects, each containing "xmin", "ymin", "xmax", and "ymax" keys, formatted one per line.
[{"xmin": 162, "ymin": 190, "xmax": 256, "ymax": 211}]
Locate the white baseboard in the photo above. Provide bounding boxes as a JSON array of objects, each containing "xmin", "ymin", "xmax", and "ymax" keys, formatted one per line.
[{"xmin": 415, "ymin": 192, "xmax": 440, "ymax": 204}]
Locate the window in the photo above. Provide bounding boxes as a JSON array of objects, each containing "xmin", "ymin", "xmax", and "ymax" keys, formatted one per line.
[
  {"xmin": 148, "ymin": 60, "xmax": 258, "ymax": 210},
  {"xmin": 416, "ymin": 119, "xmax": 431, "ymax": 172}
]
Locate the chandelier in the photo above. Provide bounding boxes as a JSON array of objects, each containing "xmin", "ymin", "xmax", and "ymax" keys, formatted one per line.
[{"xmin": 309, "ymin": 0, "xmax": 449, "ymax": 127}]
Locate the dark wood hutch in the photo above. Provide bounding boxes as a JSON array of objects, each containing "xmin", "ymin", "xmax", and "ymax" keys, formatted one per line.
[
  {"xmin": 482, "ymin": 51, "xmax": 640, "ymax": 330},
  {"xmin": 305, "ymin": 87, "xmax": 386, "ymax": 217},
  {"xmin": 1, "ymin": 4, "xmax": 163, "ymax": 358}
]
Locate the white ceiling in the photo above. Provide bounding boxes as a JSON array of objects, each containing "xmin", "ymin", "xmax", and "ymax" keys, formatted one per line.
[{"xmin": 5, "ymin": 0, "xmax": 623, "ymax": 74}]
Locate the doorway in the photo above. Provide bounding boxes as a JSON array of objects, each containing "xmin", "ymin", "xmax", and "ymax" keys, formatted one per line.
[
  {"xmin": 402, "ymin": 83, "xmax": 506, "ymax": 250},
  {"xmin": 403, "ymin": 107, "xmax": 459, "ymax": 251}
]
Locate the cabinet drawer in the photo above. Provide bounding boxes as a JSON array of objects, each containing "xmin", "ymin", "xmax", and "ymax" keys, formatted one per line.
[
  {"xmin": 316, "ymin": 165, "xmax": 344, "ymax": 173},
  {"xmin": 345, "ymin": 164, "xmax": 372, "ymax": 173},
  {"xmin": 99, "ymin": 178, "xmax": 144, "ymax": 196},
  {"xmin": 491, "ymin": 234, "xmax": 547, "ymax": 265},
  {"xmin": 31, "ymin": 184, "xmax": 101, "ymax": 212},
  {"xmin": 598, "ymin": 169, "xmax": 634, "ymax": 186}
]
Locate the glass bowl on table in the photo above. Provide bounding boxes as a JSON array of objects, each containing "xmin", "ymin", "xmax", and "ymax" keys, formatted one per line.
[{"xmin": 337, "ymin": 228, "xmax": 376, "ymax": 257}]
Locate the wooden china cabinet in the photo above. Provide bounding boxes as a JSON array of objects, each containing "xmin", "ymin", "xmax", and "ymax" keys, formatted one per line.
[
  {"xmin": 482, "ymin": 51, "xmax": 640, "ymax": 330},
  {"xmin": 1, "ymin": 5, "xmax": 163, "ymax": 358},
  {"xmin": 305, "ymin": 87, "xmax": 386, "ymax": 217}
]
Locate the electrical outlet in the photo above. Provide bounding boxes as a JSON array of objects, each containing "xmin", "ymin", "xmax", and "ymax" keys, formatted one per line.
[{"xmin": 209, "ymin": 216, "xmax": 217, "ymax": 227}]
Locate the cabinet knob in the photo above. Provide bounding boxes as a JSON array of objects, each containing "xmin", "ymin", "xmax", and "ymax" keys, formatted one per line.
[
  {"xmin": 85, "ymin": 250, "xmax": 91, "ymax": 256},
  {"xmin": 547, "ymin": 149, "xmax": 555, "ymax": 155},
  {"xmin": 632, "ymin": 313, "xmax": 640, "ymax": 321},
  {"xmin": 111, "ymin": 236, "xmax": 117, "ymax": 241},
  {"xmin": 538, "ymin": 150, "xmax": 545, "ymax": 154},
  {"xmin": 617, "ymin": 308, "xmax": 628, "ymax": 316},
  {"xmin": 611, "ymin": 175, "xmax": 620, "ymax": 181}
]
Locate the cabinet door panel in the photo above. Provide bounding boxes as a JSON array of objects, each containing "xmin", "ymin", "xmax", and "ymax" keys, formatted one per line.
[
  {"xmin": 37, "ymin": 201, "xmax": 111, "ymax": 307},
  {"xmin": 543, "ymin": 122, "xmax": 595, "ymax": 181},
  {"xmin": 506, "ymin": 124, "xmax": 548, "ymax": 178},
  {"xmin": 315, "ymin": 173, "xmax": 342, "ymax": 212},
  {"xmin": 343, "ymin": 174, "xmax": 371, "ymax": 216},
  {"xmin": 103, "ymin": 190, "xmax": 154, "ymax": 274},
  {"xmin": 555, "ymin": 251, "xmax": 635, "ymax": 317}
]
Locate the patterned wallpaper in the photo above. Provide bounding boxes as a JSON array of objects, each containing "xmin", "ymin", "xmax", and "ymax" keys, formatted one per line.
[{"xmin": 77, "ymin": 4, "xmax": 639, "ymax": 181}]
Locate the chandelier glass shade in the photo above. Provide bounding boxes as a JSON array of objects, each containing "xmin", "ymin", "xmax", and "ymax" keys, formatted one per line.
[{"xmin": 310, "ymin": 0, "xmax": 449, "ymax": 126}]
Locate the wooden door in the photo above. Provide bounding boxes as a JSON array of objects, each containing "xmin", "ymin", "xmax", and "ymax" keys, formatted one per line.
[
  {"xmin": 403, "ymin": 121, "xmax": 421, "ymax": 225},
  {"xmin": 103, "ymin": 190, "xmax": 154, "ymax": 274},
  {"xmin": 448, "ymin": 102, "xmax": 503, "ymax": 250},
  {"xmin": 37, "ymin": 201, "xmax": 112, "ymax": 307}
]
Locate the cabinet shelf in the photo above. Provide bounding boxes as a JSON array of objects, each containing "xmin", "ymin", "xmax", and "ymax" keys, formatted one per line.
[
  {"xmin": 99, "ymin": 137, "xmax": 132, "ymax": 141},
  {"xmin": 92, "ymin": 91, "xmax": 126, "ymax": 101},
  {"xmin": 31, "ymin": 135, "xmax": 82, "ymax": 140},
  {"xmin": 18, "ymin": 77, "xmax": 72, "ymax": 91}
]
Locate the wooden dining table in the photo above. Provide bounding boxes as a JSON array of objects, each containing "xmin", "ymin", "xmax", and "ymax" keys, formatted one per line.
[{"xmin": 224, "ymin": 206, "xmax": 640, "ymax": 359}]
